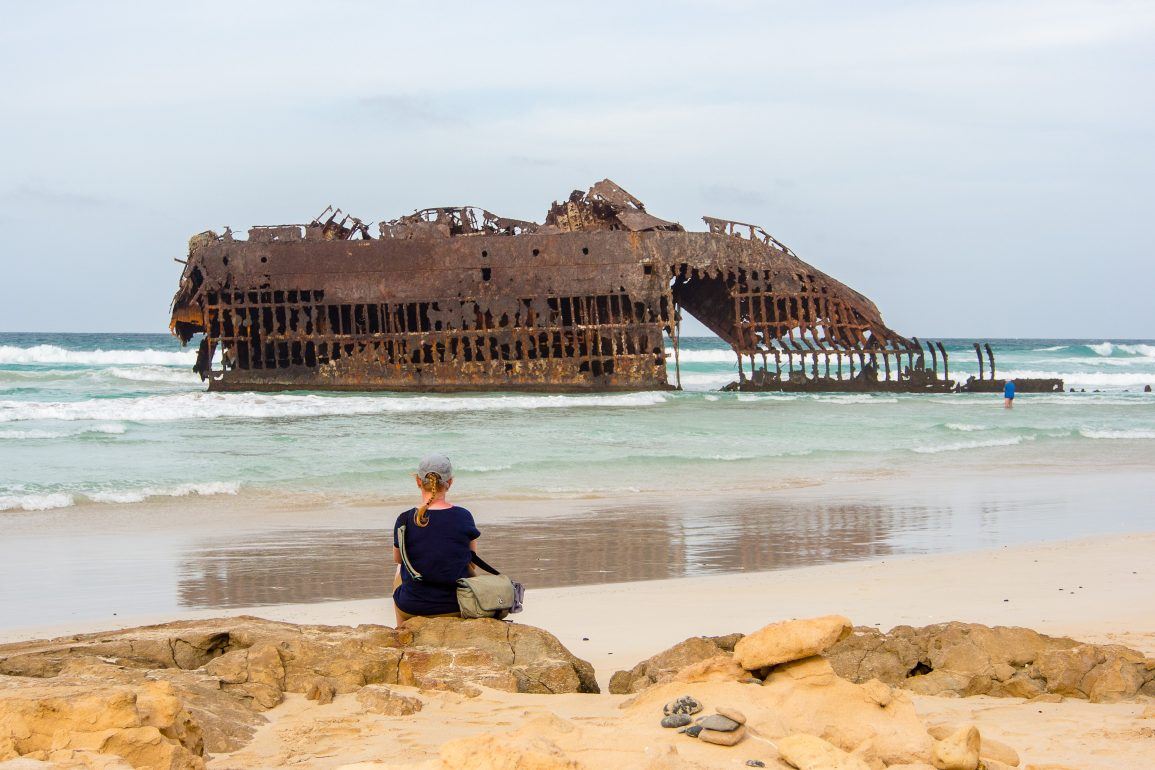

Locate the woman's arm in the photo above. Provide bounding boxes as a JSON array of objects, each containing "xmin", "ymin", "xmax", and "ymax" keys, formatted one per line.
[
  {"xmin": 467, "ymin": 539, "xmax": 478, "ymax": 576},
  {"xmin": 393, "ymin": 546, "xmax": 403, "ymax": 565}
]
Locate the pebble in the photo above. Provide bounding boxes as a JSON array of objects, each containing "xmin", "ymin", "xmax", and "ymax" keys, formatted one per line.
[
  {"xmin": 696, "ymin": 714, "xmax": 741, "ymax": 732},
  {"xmin": 699, "ymin": 725, "xmax": 746, "ymax": 746},
  {"xmin": 679, "ymin": 724, "xmax": 704, "ymax": 738},
  {"xmin": 661, "ymin": 713, "xmax": 692, "ymax": 728},
  {"xmin": 663, "ymin": 695, "xmax": 703, "ymax": 716},
  {"xmin": 746, "ymin": 762, "xmax": 766, "ymax": 768},
  {"xmin": 715, "ymin": 706, "xmax": 746, "ymax": 725}
]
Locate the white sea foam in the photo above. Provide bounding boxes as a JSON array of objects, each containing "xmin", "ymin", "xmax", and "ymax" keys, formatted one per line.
[
  {"xmin": 998, "ymin": 369, "xmax": 1155, "ymax": 389},
  {"xmin": 944, "ymin": 423, "xmax": 990, "ymax": 432},
  {"xmin": 1033, "ymin": 345, "xmax": 1069, "ymax": 352},
  {"xmin": 1078, "ymin": 428, "xmax": 1155, "ymax": 440},
  {"xmin": 1085, "ymin": 342, "xmax": 1155, "ymax": 358},
  {"xmin": 1088, "ymin": 342, "xmax": 1115, "ymax": 356},
  {"xmin": 810, "ymin": 394, "xmax": 899, "ymax": 404},
  {"xmin": 0, "ymin": 391, "xmax": 670, "ymax": 423},
  {"xmin": 101, "ymin": 367, "xmax": 201, "ymax": 384},
  {"xmin": 911, "ymin": 436, "xmax": 1027, "ymax": 454},
  {"xmin": 87, "ymin": 481, "xmax": 241, "ymax": 504},
  {"xmin": 0, "ymin": 492, "xmax": 75, "ymax": 511},
  {"xmin": 0, "ymin": 345, "xmax": 195, "ymax": 366},
  {"xmin": 0, "ymin": 423, "xmax": 125, "ymax": 440},
  {"xmin": 665, "ymin": 348, "xmax": 740, "ymax": 363}
]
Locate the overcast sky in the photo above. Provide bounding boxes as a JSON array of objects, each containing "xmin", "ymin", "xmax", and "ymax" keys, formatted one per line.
[{"xmin": 1, "ymin": 1, "xmax": 1152, "ymax": 338}]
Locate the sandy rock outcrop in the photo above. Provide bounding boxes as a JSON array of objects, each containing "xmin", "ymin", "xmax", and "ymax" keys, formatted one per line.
[
  {"xmin": 0, "ymin": 616, "xmax": 596, "ymax": 769},
  {"xmin": 608, "ymin": 634, "xmax": 743, "ymax": 694},
  {"xmin": 733, "ymin": 615, "xmax": 852, "ymax": 672},
  {"xmin": 759, "ymin": 657, "xmax": 933, "ymax": 766},
  {"xmin": 0, "ymin": 677, "xmax": 203, "ymax": 770},
  {"xmin": 825, "ymin": 622, "xmax": 1155, "ymax": 702}
]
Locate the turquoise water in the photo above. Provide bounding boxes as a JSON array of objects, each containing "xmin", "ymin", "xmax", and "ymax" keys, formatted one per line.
[{"xmin": 1, "ymin": 333, "xmax": 1154, "ymax": 512}]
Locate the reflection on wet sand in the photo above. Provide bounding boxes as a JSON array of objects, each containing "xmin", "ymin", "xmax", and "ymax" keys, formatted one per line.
[{"xmin": 177, "ymin": 498, "xmax": 949, "ymax": 609}]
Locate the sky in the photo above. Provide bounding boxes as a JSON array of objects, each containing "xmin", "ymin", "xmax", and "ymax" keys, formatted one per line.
[{"xmin": 0, "ymin": 1, "xmax": 1152, "ymax": 338}]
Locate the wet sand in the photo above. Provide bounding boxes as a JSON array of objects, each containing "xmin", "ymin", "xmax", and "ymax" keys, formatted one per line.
[{"xmin": 0, "ymin": 464, "xmax": 1152, "ymax": 630}]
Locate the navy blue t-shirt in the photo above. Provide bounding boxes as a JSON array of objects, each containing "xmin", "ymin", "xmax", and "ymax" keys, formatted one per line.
[{"xmin": 393, "ymin": 505, "xmax": 480, "ymax": 616}]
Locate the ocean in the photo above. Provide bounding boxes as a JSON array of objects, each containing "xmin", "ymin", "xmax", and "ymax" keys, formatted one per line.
[{"xmin": 2, "ymin": 333, "xmax": 1154, "ymax": 514}]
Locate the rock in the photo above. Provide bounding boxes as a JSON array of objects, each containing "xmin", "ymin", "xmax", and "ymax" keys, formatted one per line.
[
  {"xmin": 760, "ymin": 657, "xmax": 934, "ymax": 766},
  {"xmin": 355, "ymin": 685, "xmax": 423, "ymax": 716},
  {"xmin": 608, "ymin": 634, "xmax": 743, "ymax": 694},
  {"xmin": 733, "ymin": 616, "xmax": 853, "ymax": 671},
  {"xmin": 672, "ymin": 655, "xmax": 749, "ymax": 685},
  {"xmin": 775, "ymin": 733, "xmax": 872, "ymax": 770},
  {"xmin": 747, "ymin": 761, "xmax": 767, "ymax": 768},
  {"xmin": 680, "ymin": 725, "xmax": 703, "ymax": 738},
  {"xmin": 404, "ymin": 617, "xmax": 599, "ymax": 695},
  {"xmin": 663, "ymin": 696, "xmax": 703, "ymax": 716},
  {"xmin": 0, "ymin": 616, "xmax": 599, "ymax": 768},
  {"xmin": 305, "ymin": 676, "xmax": 337, "ymax": 704},
  {"xmin": 930, "ymin": 725, "xmax": 980, "ymax": 770},
  {"xmin": 716, "ymin": 706, "xmax": 747, "ymax": 724},
  {"xmin": 696, "ymin": 714, "xmax": 741, "ymax": 732},
  {"xmin": 0, "ymin": 678, "xmax": 204, "ymax": 770},
  {"xmin": 927, "ymin": 726, "xmax": 1018, "ymax": 767},
  {"xmin": 661, "ymin": 714, "xmax": 692, "ymax": 728},
  {"xmin": 699, "ymin": 725, "xmax": 746, "ymax": 746},
  {"xmin": 825, "ymin": 623, "xmax": 1155, "ymax": 702}
]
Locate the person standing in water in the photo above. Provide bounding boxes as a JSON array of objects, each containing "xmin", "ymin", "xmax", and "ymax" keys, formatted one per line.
[
  {"xmin": 391, "ymin": 453, "xmax": 480, "ymax": 626},
  {"xmin": 1004, "ymin": 379, "xmax": 1016, "ymax": 409}
]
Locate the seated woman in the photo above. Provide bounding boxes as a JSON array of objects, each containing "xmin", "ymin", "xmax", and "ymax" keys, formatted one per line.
[{"xmin": 392, "ymin": 453, "xmax": 479, "ymax": 625}]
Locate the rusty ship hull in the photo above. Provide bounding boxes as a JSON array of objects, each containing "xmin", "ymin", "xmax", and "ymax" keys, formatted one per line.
[{"xmin": 170, "ymin": 180, "xmax": 963, "ymax": 393}]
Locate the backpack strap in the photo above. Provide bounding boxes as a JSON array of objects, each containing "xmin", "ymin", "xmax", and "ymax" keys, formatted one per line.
[
  {"xmin": 470, "ymin": 552, "xmax": 502, "ymax": 576},
  {"xmin": 397, "ymin": 524, "xmax": 423, "ymax": 581}
]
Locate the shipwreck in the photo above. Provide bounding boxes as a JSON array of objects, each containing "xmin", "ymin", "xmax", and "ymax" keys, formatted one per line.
[{"xmin": 170, "ymin": 180, "xmax": 1059, "ymax": 394}]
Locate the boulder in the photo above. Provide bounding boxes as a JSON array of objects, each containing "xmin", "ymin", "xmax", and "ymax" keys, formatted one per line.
[
  {"xmin": 733, "ymin": 616, "xmax": 852, "ymax": 671},
  {"xmin": 759, "ymin": 657, "xmax": 934, "ymax": 766},
  {"xmin": 825, "ymin": 623, "xmax": 1155, "ymax": 702},
  {"xmin": 608, "ymin": 634, "xmax": 743, "ymax": 694},
  {"xmin": 927, "ymin": 725, "xmax": 1018, "ymax": 767},
  {"xmin": 775, "ymin": 734, "xmax": 872, "ymax": 770},
  {"xmin": 929, "ymin": 725, "xmax": 980, "ymax": 770}
]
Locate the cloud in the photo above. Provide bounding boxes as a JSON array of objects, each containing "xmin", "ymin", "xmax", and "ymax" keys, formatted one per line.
[
  {"xmin": 0, "ymin": 184, "xmax": 108, "ymax": 209},
  {"xmin": 353, "ymin": 94, "xmax": 465, "ymax": 129},
  {"xmin": 700, "ymin": 184, "xmax": 767, "ymax": 207}
]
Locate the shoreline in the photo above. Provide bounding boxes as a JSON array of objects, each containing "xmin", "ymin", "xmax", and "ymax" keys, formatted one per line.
[{"xmin": 5, "ymin": 531, "xmax": 1153, "ymax": 683}]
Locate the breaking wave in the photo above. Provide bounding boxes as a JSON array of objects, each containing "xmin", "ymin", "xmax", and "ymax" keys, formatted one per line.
[
  {"xmin": 1078, "ymin": 428, "xmax": 1155, "ymax": 440},
  {"xmin": 87, "ymin": 481, "xmax": 241, "ymax": 504},
  {"xmin": 0, "ymin": 391, "xmax": 670, "ymax": 423},
  {"xmin": 999, "ymin": 369, "xmax": 1155, "ymax": 389},
  {"xmin": 911, "ymin": 436, "xmax": 1027, "ymax": 454},
  {"xmin": 0, "ymin": 492, "xmax": 75, "ymax": 512},
  {"xmin": 1086, "ymin": 342, "xmax": 1155, "ymax": 358},
  {"xmin": 0, "ymin": 481, "xmax": 241, "ymax": 511},
  {"xmin": 0, "ymin": 424, "xmax": 126, "ymax": 440},
  {"xmin": 0, "ymin": 345, "xmax": 195, "ymax": 366},
  {"xmin": 944, "ymin": 423, "xmax": 990, "ymax": 432}
]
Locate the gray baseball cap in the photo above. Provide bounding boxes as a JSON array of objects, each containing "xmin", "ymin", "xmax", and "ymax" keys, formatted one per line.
[{"xmin": 417, "ymin": 452, "xmax": 453, "ymax": 481}]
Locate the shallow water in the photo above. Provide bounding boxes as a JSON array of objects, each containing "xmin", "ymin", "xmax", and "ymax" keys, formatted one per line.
[
  {"xmin": 0, "ymin": 467, "xmax": 1151, "ymax": 627},
  {"xmin": 2, "ymin": 333, "xmax": 1154, "ymax": 513}
]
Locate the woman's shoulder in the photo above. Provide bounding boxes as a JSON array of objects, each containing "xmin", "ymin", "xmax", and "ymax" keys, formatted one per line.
[{"xmin": 394, "ymin": 508, "xmax": 417, "ymax": 526}]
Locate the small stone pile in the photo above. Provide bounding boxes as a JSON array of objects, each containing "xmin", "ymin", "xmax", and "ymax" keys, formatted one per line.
[{"xmin": 659, "ymin": 695, "xmax": 748, "ymax": 746}]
